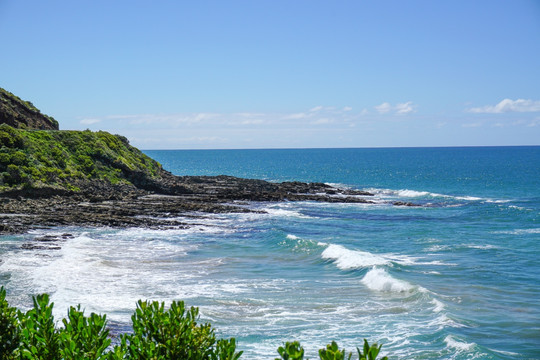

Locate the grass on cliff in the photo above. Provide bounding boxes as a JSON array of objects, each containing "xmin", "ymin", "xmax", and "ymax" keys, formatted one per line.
[{"xmin": 0, "ymin": 124, "xmax": 163, "ymax": 192}]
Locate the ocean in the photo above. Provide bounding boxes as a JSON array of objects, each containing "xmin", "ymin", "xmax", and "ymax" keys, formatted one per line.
[{"xmin": 1, "ymin": 146, "xmax": 539, "ymax": 359}]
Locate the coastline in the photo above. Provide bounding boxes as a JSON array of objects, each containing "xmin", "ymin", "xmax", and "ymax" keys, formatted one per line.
[{"xmin": 0, "ymin": 174, "xmax": 419, "ymax": 235}]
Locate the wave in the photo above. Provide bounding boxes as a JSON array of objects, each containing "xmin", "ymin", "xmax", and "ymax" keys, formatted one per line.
[
  {"xmin": 396, "ymin": 189, "xmax": 434, "ymax": 198},
  {"xmin": 493, "ymin": 228, "xmax": 540, "ymax": 235},
  {"xmin": 321, "ymin": 244, "xmax": 391, "ymax": 269},
  {"xmin": 431, "ymin": 298, "xmax": 445, "ymax": 313},
  {"xmin": 463, "ymin": 244, "xmax": 498, "ymax": 250},
  {"xmin": 454, "ymin": 195, "xmax": 483, "ymax": 201},
  {"xmin": 361, "ymin": 268, "xmax": 416, "ymax": 293},
  {"xmin": 324, "ymin": 182, "xmax": 352, "ymax": 189},
  {"xmin": 264, "ymin": 207, "xmax": 314, "ymax": 219},
  {"xmin": 444, "ymin": 335, "xmax": 476, "ymax": 352},
  {"xmin": 367, "ymin": 188, "xmax": 447, "ymax": 199},
  {"xmin": 320, "ymin": 243, "xmax": 448, "ymax": 270},
  {"xmin": 365, "ymin": 187, "xmax": 513, "ymax": 204}
]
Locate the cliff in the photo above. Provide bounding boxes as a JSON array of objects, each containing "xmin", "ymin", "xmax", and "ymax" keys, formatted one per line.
[
  {"xmin": 0, "ymin": 123, "xmax": 193, "ymax": 197},
  {"xmin": 0, "ymin": 88, "xmax": 59, "ymax": 130}
]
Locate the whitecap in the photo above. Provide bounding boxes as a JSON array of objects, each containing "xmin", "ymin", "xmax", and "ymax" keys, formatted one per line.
[
  {"xmin": 485, "ymin": 199, "xmax": 512, "ymax": 203},
  {"xmin": 431, "ymin": 298, "xmax": 445, "ymax": 313},
  {"xmin": 367, "ymin": 187, "xmax": 497, "ymax": 203},
  {"xmin": 444, "ymin": 335, "xmax": 475, "ymax": 351},
  {"xmin": 361, "ymin": 268, "xmax": 415, "ymax": 293},
  {"xmin": 397, "ymin": 189, "xmax": 432, "ymax": 197},
  {"xmin": 321, "ymin": 244, "xmax": 444, "ymax": 270},
  {"xmin": 464, "ymin": 244, "xmax": 498, "ymax": 250},
  {"xmin": 324, "ymin": 182, "xmax": 352, "ymax": 189},
  {"xmin": 508, "ymin": 205, "xmax": 527, "ymax": 210},
  {"xmin": 454, "ymin": 195, "xmax": 483, "ymax": 201},
  {"xmin": 494, "ymin": 228, "xmax": 540, "ymax": 235},
  {"xmin": 321, "ymin": 244, "xmax": 390, "ymax": 269},
  {"xmin": 264, "ymin": 208, "xmax": 314, "ymax": 219}
]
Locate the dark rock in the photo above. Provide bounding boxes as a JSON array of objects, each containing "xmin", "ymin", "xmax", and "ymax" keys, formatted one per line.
[
  {"xmin": 392, "ymin": 201, "xmax": 422, "ymax": 207},
  {"xmin": 0, "ymin": 174, "xmax": 423, "ymax": 235}
]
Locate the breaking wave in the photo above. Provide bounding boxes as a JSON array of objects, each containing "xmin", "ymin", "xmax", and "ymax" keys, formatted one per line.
[{"xmin": 361, "ymin": 268, "xmax": 416, "ymax": 293}]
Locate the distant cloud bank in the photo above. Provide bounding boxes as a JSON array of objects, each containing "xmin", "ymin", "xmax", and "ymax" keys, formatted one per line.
[
  {"xmin": 375, "ymin": 101, "xmax": 415, "ymax": 115},
  {"xmin": 467, "ymin": 99, "xmax": 540, "ymax": 113}
]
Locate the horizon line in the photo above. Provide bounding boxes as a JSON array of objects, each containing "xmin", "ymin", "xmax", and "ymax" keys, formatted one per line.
[{"xmin": 141, "ymin": 144, "xmax": 540, "ymax": 151}]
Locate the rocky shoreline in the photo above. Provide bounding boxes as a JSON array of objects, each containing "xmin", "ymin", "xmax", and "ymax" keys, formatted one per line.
[{"xmin": 0, "ymin": 175, "xmax": 419, "ymax": 235}]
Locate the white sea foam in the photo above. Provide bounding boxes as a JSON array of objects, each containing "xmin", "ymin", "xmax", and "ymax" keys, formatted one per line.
[
  {"xmin": 464, "ymin": 244, "xmax": 498, "ymax": 250},
  {"xmin": 444, "ymin": 335, "xmax": 475, "ymax": 351},
  {"xmin": 321, "ymin": 244, "xmax": 390, "ymax": 269},
  {"xmin": 454, "ymin": 195, "xmax": 483, "ymax": 201},
  {"xmin": 264, "ymin": 208, "xmax": 313, "ymax": 219},
  {"xmin": 508, "ymin": 205, "xmax": 527, "ymax": 210},
  {"xmin": 397, "ymin": 189, "xmax": 432, "ymax": 197},
  {"xmin": 361, "ymin": 268, "xmax": 415, "ymax": 293},
  {"xmin": 426, "ymin": 244, "xmax": 451, "ymax": 252},
  {"xmin": 494, "ymin": 228, "xmax": 540, "ymax": 235},
  {"xmin": 321, "ymin": 244, "xmax": 443, "ymax": 269},
  {"xmin": 431, "ymin": 298, "xmax": 445, "ymax": 313},
  {"xmin": 324, "ymin": 182, "xmax": 352, "ymax": 189},
  {"xmin": 286, "ymin": 234, "xmax": 299, "ymax": 240},
  {"xmin": 367, "ymin": 187, "xmax": 502, "ymax": 204}
]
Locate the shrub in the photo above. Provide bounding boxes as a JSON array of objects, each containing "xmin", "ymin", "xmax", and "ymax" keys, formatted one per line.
[
  {"xmin": 60, "ymin": 306, "xmax": 110, "ymax": 359},
  {"xmin": 121, "ymin": 299, "xmax": 220, "ymax": 359},
  {"xmin": 10, "ymin": 151, "xmax": 27, "ymax": 166},
  {"xmin": 275, "ymin": 340, "xmax": 388, "ymax": 360},
  {"xmin": 0, "ymin": 287, "xmax": 19, "ymax": 360},
  {"xmin": 17, "ymin": 293, "xmax": 61, "ymax": 359},
  {"xmin": 5, "ymin": 164, "xmax": 24, "ymax": 185},
  {"xmin": 0, "ymin": 287, "xmax": 388, "ymax": 360}
]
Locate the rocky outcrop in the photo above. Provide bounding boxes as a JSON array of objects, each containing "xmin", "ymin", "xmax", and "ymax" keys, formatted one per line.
[
  {"xmin": 0, "ymin": 178, "xmax": 379, "ymax": 234},
  {"xmin": 0, "ymin": 88, "xmax": 59, "ymax": 130}
]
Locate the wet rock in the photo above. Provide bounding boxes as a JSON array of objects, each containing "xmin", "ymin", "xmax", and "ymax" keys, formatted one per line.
[
  {"xmin": 392, "ymin": 201, "xmax": 422, "ymax": 207},
  {"xmin": 0, "ymin": 175, "xmax": 420, "ymax": 235}
]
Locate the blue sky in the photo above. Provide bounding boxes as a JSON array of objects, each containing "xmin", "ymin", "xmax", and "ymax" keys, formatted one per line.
[{"xmin": 1, "ymin": 0, "xmax": 539, "ymax": 149}]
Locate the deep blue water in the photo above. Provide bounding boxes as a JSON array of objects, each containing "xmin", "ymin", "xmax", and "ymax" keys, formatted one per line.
[{"xmin": 1, "ymin": 146, "xmax": 539, "ymax": 359}]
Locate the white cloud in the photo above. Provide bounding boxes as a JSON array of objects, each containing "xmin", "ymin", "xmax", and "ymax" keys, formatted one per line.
[
  {"xmin": 462, "ymin": 122, "xmax": 483, "ymax": 128},
  {"xmin": 118, "ymin": 113, "xmax": 221, "ymax": 126},
  {"xmin": 343, "ymin": 106, "xmax": 352, "ymax": 112},
  {"xmin": 310, "ymin": 105, "xmax": 324, "ymax": 112},
  {"xmin": 527, "ymin": 118, "xmax": 540, "ymax": 127},
  {"xmin": 467, "ymin": 99, "xmax": 540, "ymax": 113},
  {"xmin": 311, "ymin": 118, "xmax": 333, "ymax": 125},
  {"xmin": 375, "ymin": 101, "xmax": 415, "ymax": 115},
  {"xmin": 375, "ymin": 102, "xmax": 392, "ymax": 114},
  {"xmin": 80, "ymin": 118, "xmax": 102, "ymax": 125},
  {"xmin": 436, "ymin": 121, "xmax": 447, "ymax": 128},
  {"xmin": 395, "ymin": 101, "xmax": 414, "ymax": 115},
  {"xmin": 283, "ymin": 112, "xmax": 309, "ymax": 120},
  {"xmin": 237, "ymin": 119, "xmax": 265, "ymax": 125}
]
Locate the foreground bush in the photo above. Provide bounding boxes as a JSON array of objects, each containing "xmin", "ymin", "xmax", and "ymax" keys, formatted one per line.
[{"xmin": 0, "ymin": 287, "xmax": 387, "ymax": 359}]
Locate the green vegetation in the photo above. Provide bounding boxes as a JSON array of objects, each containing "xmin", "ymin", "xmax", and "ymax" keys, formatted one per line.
[
  {"xmin": 1, "ymin": 287, "xmax": 388, "ymax": 359},
  {"xmin": 0, "ymin": 124, "xmax": 163, "ymax": 192}
]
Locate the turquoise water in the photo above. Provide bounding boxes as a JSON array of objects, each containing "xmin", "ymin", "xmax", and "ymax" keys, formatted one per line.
[{"xmin": 1, "ymin": 147, "xmax": 539, "ymax": 359}]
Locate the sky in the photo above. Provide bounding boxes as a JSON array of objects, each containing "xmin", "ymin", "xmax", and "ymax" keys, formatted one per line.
[{"xmin": 1, "ymin": 0, "xmax": 539, "ymax": 149}]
